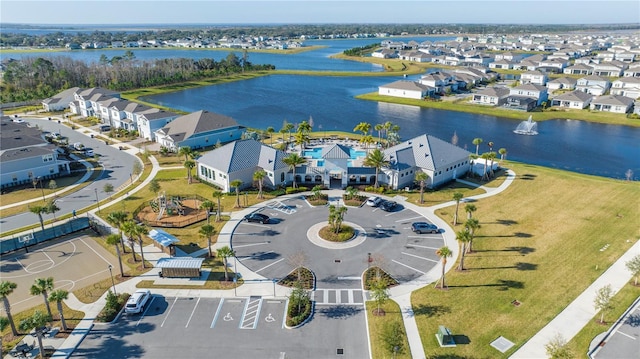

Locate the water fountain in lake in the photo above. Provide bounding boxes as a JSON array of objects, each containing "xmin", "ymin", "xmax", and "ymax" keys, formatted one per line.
[{"xmin": 513, "ymin": 115, "xmax": 538, "ymax": 135}]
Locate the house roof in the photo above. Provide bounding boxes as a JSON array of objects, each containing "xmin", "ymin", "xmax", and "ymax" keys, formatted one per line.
[
  {"xmin": 197, "ymin": 139, "xmax": 288, "ymax": 173},
  {"xmin": 42, "ymin": 87, "xmax": 80, "ymax": 105},
  {"xmin": 156, "ymin": 257, "xmax": 204, "ymax": 269},
  {"xmin": 553, "ymin": 90, "xmax": 593, "ymax": 102},
  {"xmin": 476, "ymin": 87, "xmax": 510, "ymax": 97},
  {"xmin": 77, "ymin": 87, "xmax": 119, "ymax": 99},
  {"xmin": 513, "ymin": 83, "xmax": 547, "ymax": 92},
  {"xmin": 380, "ymin": 80, "xmax": 431, "ymax": 92},
  {"xmin": 148, "ymin": 229, "xmax": 180, "ymax": 247},
  {"xmin": 159, "ymin": 110, "xmax": 241, "ymax": 143},
  {"xmin": 579, "ymin": 75, "xmax": 609, "ymax": 82},
  {"xmin": 548, "ymin": 77, "xmax": 578, "ymax": 85},
  {"xmin": 384, "ymin": 134, "xmax": 470, "ymax": 172},
  {"xmin": 0, "ymin": 119, "xmax": 48, "ymax": 151},
  {"xmin": 592, "ymin": 95, "xmax": 635, "ymax": 106},
  {"xmin": 322, "ymin": 143, "xmax": 351, "ymax": 159}
]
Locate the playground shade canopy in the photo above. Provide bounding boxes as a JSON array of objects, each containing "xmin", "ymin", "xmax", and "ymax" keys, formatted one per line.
[
  {"xmin": 148, "ymin": 228, "xmax": 180, "ymax": 247},
  {"xmin": 156, "ymin": 257, "xmax": 204, "ymax": 278}
]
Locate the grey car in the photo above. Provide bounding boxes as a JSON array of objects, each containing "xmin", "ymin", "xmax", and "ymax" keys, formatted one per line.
[{"xmin": 411, "ymin": 222, "xmax": 439, "ymax": 234}]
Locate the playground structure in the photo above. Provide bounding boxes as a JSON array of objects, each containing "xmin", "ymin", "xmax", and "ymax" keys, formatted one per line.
[{"xmin": 135, "ymin": 193, "xmax": 206, "ymax": 228}]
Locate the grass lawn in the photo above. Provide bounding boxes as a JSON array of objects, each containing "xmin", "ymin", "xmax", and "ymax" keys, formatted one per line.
[
  {"xmin": 367, "ymin": 299, "xmax": 412, "ymax": 359},
  {"xmin": 406, "ymin": 161, "xmax": 639, "ymax": 358}
]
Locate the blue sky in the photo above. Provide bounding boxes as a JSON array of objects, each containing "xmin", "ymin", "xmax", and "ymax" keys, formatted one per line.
[{"xmin": 1, "ymin": 0, "xmax": 639, "ymax": 25}]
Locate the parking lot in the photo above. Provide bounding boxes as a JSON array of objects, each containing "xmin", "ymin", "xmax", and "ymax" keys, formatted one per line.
[
  {"xmin": 72, "ymin": 295, "xmax": 369, "ymax": 358},
  {"xmin": 592, "ymin": 300, "xmax": 640, "ymax": 359}
]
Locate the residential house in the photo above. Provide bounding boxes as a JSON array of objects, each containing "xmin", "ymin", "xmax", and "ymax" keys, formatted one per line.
[
  {"xmin": 563, "ymin": 63, "xmax": 594, "ymax": 75},
  {"xmin": 470, "ymin": 87, "xmax": 510, "ymax": 106},
  {"xmin": 196, "ymin": 139, "xmax": 289, "ymax": 192},
  {"xmin": 136, "ymin": 109, "xmax": 180, "ymax": 140},
  {"xmin": 109, "ymin": 101, "xmax": 154, "ymax": 131},
  {"xmin": 494, "ymin": 52, "xmax": 523, "ymax": 62},
  {"xmin": 41, "ymin": 87, "xmax": 80, "ymax": 112},
  {"xmin": 378, "ymin": 80, "xmax": 435, "ymax": 100},
  {"xmin": 489, "ymin": 59, "xmax": 516, "ymax": 70},
  {"xmin": 154, "ymin": 110, "xmax": 246, "ymax": 151},
  {"xmin": 576, "ymin": 75, "xmax": 611, "ymax": 96},
  {"xmin": 507, "ymin": 83, "xmax": 549, "ymax": 108},
  {"xmin": 69, "ymin": 88, "xmax": 120, "ymax": 118},
  {"xmin": 520, "ymin": 70, "xmax": 548, "ymax": 85},
  {"xmin": 550, "ymin": 90, "xmax": 594, "ymax": 109},
  {"xmin": 592, "ymin": 60, "xmax": 628, "ymax": 77},
  {"xmin": 371, "ymin": 49, "xmax": 398, "ymax": 59},
  {"xmin": 0, "ymin": 118, "xmax": 70, "ymax": 189},
  {"xmin": 622, "ymin": 64, "xmax": 640, "ymax": 77},
  {"xmin": 382, "ymin": 134, "xmax": 472, "ymax": 189},
  {"xmin": 589, "ymin": 95, "xmax": 635, "ymax": 113},
  {"xmin": 537, "ymin": 58, "xmax": 570, "ymax": 73},
  {"xmin": 547, "ymin": 77, "xmax": 578, "ymax": 91},
  {"xmin": 610, "ymin": 77, "xmax": 640, "ymax": 99},
  {"xmin": 419, "ymin": 72, "xmax": 458, "ymax": 94}
]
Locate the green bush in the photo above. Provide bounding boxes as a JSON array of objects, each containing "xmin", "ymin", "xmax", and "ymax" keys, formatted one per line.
[
  {"xmin": 286, "ymin": 286, "xmax": 312, "ymax": 327},
  {"xmin": 96, "ymin": 291, "xmax": 130, "ymax": 322}
]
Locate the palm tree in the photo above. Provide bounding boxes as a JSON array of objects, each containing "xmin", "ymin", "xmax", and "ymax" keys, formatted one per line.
[
  {"xmin": 383, "ymin": 121, "xmax": 393, "ymax": 146},
  {"xmin": 360, "ymin": 134, "xmax": 374, "ymax": 152},
  {"xmin": 464, "ymin": 218, "xmax": 481, "ymax": 254},
  {"xmin": 106, "ymin": 234, "xmax": 125, "ymax": 277},
  {"xmin": 199, "ymin": 224, "xmax": 216, "ymax": 258},
  {"xmin": 353, "ymin": 121, "xmax": 371, "ymax": 137},
  {"xmin": 30, "ymin": 277, "xmax": 54, "ymax": 318},
  {"xmin": 282, "ymin": 153, "xmax": 307, "ymax": 189},
  {"xmin": 487, "ymin": 151, "xmax": 497, "ymax": 178},
  {"xmin": 230, "ymin": 179, "xmax": 243, "ymax": 208},
  {"xmin": 297, "ymin": 120, "xmax": 312, "ymax": 134},
  {"xmin": 456, "ymin": 229, "xmax": 472, "ymax": 271},
  {"xmin": 374, "ymin": 123, "xmax": 384, "ymax": 145},
  {"xmin": 122, "ymin": 220, "xmax": 139, "ymax": 262},
  {"xmin": 498, "ymin": 148, "xmax": 508, "ymax": 165},
  {"xmin": 311, "ymin": 185, "xmax": 323, "ymax": 201},
  {"xmin": 294, "ymin": 130, "xmax": 310, "ymax": 150},
  {"xmin": 363, "ymin": 148, "xmax": 389, "ymax": 188},
  {"xmin": 435, "ymin": 246, "xmax": 452, "ymax": 289},
  {"xmin": 415, "ymin": 172, "xmax": 429, "ymax": 204},
  {"xmin": 212, "ymin": 190, "xmax": 224, "ymax": 222},
  {"xmin": 465, "ymin": 203, "xmax": 477, "ymax": 220},
  {"xmin": 282, "ymin": 122, "xmax": 295, "ymax": 146},
  {"xmin": 48, "ymin": 289, "xmax": 69, "ymax": 331},
  {"xmin": 45, "ymin": 199, "xmax": 60, "ymax": 221},
  {"xmin": 216, "ymin": 246, "xmax": 236, "ymax": 281},
  {"xmin": 452, "ymin": 192, "xmax": 464, "ymax": 225},
  {"xmin": 131, "ymin": 222, "xmax": 149, "ymax": 268},
  {"xmin": 266, "ymin": 126, "xmax": 275, "ymax": 146},
  {"xmin": 253, "ymin": 170, "xmax": 267, "ymax": 199},
  {"xmin": 19, "ymin": 310, "xmax": 51, "ymax": 358},
  {"xmin": 178, "ymin": 146, "xmax": 193, "ymax": 161},
  {"xmin": 0, "ymin": 281, "xmax": 18, "ymax": 336},
  {"xmin": 184, "ymin": 159, "xmax": 195, "ymax": 184},
  {"xmin": 472, "ymin": 137, "xmax": 483, "ymax": 156},
  {"xmin": 480, "ymin": 152, "xmax": 491, "ymax": 181},
  {"xmin": 200, "ymin": 200, "xmax": 216, "ymax": 224},
  {"xmin": 29, "ymin": 205, "xmax": 47, "ymax": 231},
  {"xmin": 106, "ymin": 210, "xmax": 129, "ymax": 253}
]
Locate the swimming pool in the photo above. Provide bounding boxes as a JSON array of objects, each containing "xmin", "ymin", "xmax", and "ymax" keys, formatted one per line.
[{"xmin": 303, "ymin": 147, "xmax": 367, "ymax": 160}]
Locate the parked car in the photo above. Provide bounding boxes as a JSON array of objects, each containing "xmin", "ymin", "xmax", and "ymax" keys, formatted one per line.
[
  {"xmin": 411, "ymin": 222, "xmax": 439, "ymax": 234},
  {"xmin": 83, "ymin": 148, "xmax": 94, "ymax": 157},
  {"xmin": 380, "ymin": 200, "xmax": 397, "ymax": 212},
  {"xmin": 366, "ymin": 196, "xmax": 383, "ymax": 207},
  {"xmin": 244, "ymin": 213, "xmax": 270, "ymax": 224},
  {"xmin": 125, "ymin": 289, "xmax": 151, "ymax": 314},
  {"xmin": 51, "ymin": 132, "xmax": 61, "ymax": 139}
]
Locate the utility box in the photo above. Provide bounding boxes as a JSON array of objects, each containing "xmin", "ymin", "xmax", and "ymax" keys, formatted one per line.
[{"xmin": 436, "ymin": 325, "xmax": 456, "ymax": 347}]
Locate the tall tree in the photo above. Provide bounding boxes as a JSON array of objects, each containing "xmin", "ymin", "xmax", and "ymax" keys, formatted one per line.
[
  {"xmin": 456, "ymin": 229, "xmax": 472, "ymax": 271},
  {"xmin": 230, "ymin": 179, "xmax": 243, "ymax": 208},
  {"xmin": 464, "ymin": 203, "xmax": 477, "ymax": 220},
  {"xmin": 212, "ymin": 190, "xmax": 224, "ymax": 222},
  {"xmin": 48, "ymin": 289, "xmax": 69, "ymax": 331},
  {"xmin": 184, "ymin": 159, "xmax": 195, "ymax": 184},
  {"xmin": 199, "ymin": 224, "xmax": 216, "ymax": 258},
  {"xmin": 30, "ymin": 277, "xmax": 54, "ymax": 318},
  {"xmin": 44, "ymin": 199, "xmax": 60, "ymax": 222},
  {"xmin": 414, "ymin": 172, "xmax": 429, "ymax": 204},
  {"xmin": 472, "ymin": 137, "xmax": 483, "ymax": 156},
  {"xmin": 369, "ymin": 278, "xmax": 389, "ymax": 315},
  {"xmin": 626, "ymin": 254, "xmax": 640, "ymax": 285},
  {"xmin": 200, "ymin": 200, "xmax": 216, "ymax": 224},
  {"xmin": 178, "ymin": 146, "xmax": 193, "ymax": 161},
  {"xmin": 266, "ymin": 126, "xmax": 275, "ymax": 146},
  {"xmin": 253, "ymin": 170, "xmax": 266, "ymax": 199},
  {"xmin": 282, "ymin": 153, "xmax": 307, "ymax": 189},
  {"xmin": 216, "ymin": 246, "xmax": 236, "ymax": 281},
  {"xmin": 122, "ymin": 220, "xmax": 140, "ymax": 262},
  {"xmin": 435, "ymin": 246, "xmax": 452, "ymax": 289},
  {"xmin": 363, "ymin": 148, "xmax": 389, "ymax": 188},
  {"xmin": 374, "ymin": 123, "xmax": 384, "ymax": 145},
  {"xmin": 106, "ymin": 210, "xmax": 129, "ymax": 253},
  {"xmin": 29, "ymin": 205, "xmax": 47, "ymax": 231},
  {"xmin": 19, "ymin": 310, "xmax": 51, "ymax": 358},
  {"xmin": 353, "ymin": 121, "xmax": 371, "ymax": 137},
  {"xmin": 103, "ymin": 183, "xmax": 114, "ymax": 199},
  {"xmin": 498, "ymin": 148, "xmax": 507, "ymax": 165},
  {"xmin": 594, "ymin": 284, "xmax": 613, "ymax": 324},
  {"xmin": 106, "ymin": 234, "xmax": 125, "ymax": 277},
  {"xmin": 297, "ymin": 120, "xmax": 312, "ymax": 134},
  {"xmin": 452, "ymin": 192, "xmax": 464, "ymax": 225},
  {"xmin": 0, "ymin": 281, "xmax": 18, "ymax": 336},
  {"xmin": 464, "ymin": 218, "xmax": 481, "ymax": 254}
]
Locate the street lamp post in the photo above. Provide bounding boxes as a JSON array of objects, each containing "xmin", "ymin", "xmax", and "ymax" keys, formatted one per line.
[
  {"xmin": 94, "ymin": 188, "xmax": 101, "ymax": 213},
  {"xmin": 108, "ymin": 265, "xmax": 117, "ymax": 296}
]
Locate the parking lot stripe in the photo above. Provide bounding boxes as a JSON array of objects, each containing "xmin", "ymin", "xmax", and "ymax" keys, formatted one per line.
[
  {"xmin": 396, "ymin": 216, "xmax": 424, "ymax": 223},
  {"xmin": 232, "ymin": 242, "xmax": 271, "ymax": 248},
  {"xmin": 407, "ymin": 235, "xmax": 440, "ymax": 239},
  {"xmin": 392, "ymin": 259, "xmax": 427, "ymax": 274},
  {"xmin": 401, "ymin": 251, "xmax": 439, "ymax": 263},
  {"xmin": 136, "ymin": 296, "xmax": 156, "ymax": 327},
  {"xmin": 617, "ymin": 331, "xmax": 636, "ymax": 340},
  {"xmin": 211, "ymin": 298, "xmax": 224, "ymax": 328},
  {"xmin": 161, "ymin": 297, "xmax": 178, "ymax": 328},
  {"xmin": 255, "ymin": 258, "xmax": 284, "ymax": 273},
  {"xmin": 240, "ymin": 296, "xmax": 262, "ymax": 329},
  {"xmin": 185, "ymin": 297, "xmax": 201, "ymax": 328},
  {"xmin": 405, "ymin": 244, "xmax": 440, "ymax": 250}
]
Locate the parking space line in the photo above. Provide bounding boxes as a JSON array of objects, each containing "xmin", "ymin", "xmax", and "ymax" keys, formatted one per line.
[
  {"xmin": 392, "ymin": 259, "xmax": 427, "ymax": 274},
  {"xmin": 406, "ymin": 244, "xmax": 440, "ymax": 250},
  {"xmin": 401, "ymin": 252, "xmax": 438, "ymax": 263},
  {"xmin": 160, "ymin": 297, "xmax": 178, "ymax": 328},
  {"xmin": 233, "ymin": 242, "xmax": 271, "ymax": 248},
  {"xmin": 240, "ymin": 296, "xmax": 262, "ymax": 329},
  {"xmin": 617, "ymin": 331, "xmax": 636, "ymax": 340},
  {"xmin": 396, "ymin": 216, "xmax": 423, "ymax": 223},
  {"xmin": 407, "ymin": 235, "xmax": 440, "ymax": 239},
  {"xmin": 255, "ymin": 258, "xmax": 284, "ymax": 273},
  {"xmin": 211, "ymin": 298, "xmax": 224, "ymax": 328},
  {"xmin": 136, "ymin": 296, "xmax": 156, "ymax": 326},
  {"xmin": 185, "ymin": 297, "xmax": 201, "ymax": 328}
]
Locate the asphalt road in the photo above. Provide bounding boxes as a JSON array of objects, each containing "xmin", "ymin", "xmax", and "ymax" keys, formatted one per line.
[{"xmin": 0, "ymin": 118, "xmax": 138, "ymax": 234}]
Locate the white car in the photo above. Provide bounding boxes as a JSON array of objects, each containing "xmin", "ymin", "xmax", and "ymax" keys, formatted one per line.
[
  {"xmin": 366, "ymin": 196, "xmax": 383, "ymax": 207},
  {"xmin": 125, "ymin": 289, "xmax": 151, "ymax": 314}
]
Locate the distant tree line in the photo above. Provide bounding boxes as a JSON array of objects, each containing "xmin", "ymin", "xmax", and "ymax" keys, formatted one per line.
[
  {"xmin": 0, "ymin": 52, "xmax": 275, "ymax": 103},
  {"xmin": 2, "ymin": 23, "xmax": 639, "ymax": 47},
  {"xmin": 343, "ymin": 43, "xmax": 380, "ymax": 56}
]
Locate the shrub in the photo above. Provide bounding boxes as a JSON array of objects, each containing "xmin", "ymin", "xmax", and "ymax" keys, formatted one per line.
[
  {"xmin": 96, "ymin": 291, "xmax": 129, "ymax": 322},
  {"xmin": 286, "ymin": 285, "xmax": 312, "ymax": 327}
]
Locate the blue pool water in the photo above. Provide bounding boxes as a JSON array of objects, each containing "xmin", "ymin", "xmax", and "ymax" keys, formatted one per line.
[{"xmin": 303, "ymin": 147, "xmax": 367, "ymax": 160}]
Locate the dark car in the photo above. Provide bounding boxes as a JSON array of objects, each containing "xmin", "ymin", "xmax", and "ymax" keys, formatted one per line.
[
  {"xmin": 244, "ymin": 213, "xmax": 270, "ymax": 224},
  {"xmin": 379, "ymin": 200, "xmax": 397, "ymax": 212},
  {"xmin": 411, "ymin": 222, "xmax": 439, "ymax": 234}
]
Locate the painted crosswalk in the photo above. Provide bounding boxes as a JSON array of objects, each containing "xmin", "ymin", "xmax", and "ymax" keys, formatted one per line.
[
  {"xmin": 312, "ymin": 289, "xmax": 365, "ymax": 306},
  {"xmin": 266, "ymin": 201, "xmax": 297, "ymax": 214},
  {"xmin": 240, "ymin": 296, "xmax": 262, "ymax": 329}
]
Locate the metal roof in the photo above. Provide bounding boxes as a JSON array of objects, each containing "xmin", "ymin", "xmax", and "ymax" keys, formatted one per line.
[
  {"xmin": 148, "ymin": 228, "xmax": 180, "ymax": 247},
  {"xmin": 156, "ymin": 257, "xmax": 204, "ymax": 269}
]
